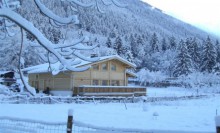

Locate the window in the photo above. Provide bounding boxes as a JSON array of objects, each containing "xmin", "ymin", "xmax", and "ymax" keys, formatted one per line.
[
  {"xmin": 111, "ymin": 64, "xmax": 116, "ymax": 71},
  {"xmin": 92, "ymin": 80, "xmax": 99, "ymax": 85},
  {"xmin": 102, "ymin": 80, "xmax": 108, "ymax": 86},
  {"xmin": 111, "ymin": 80, "xmax": 120, "ymax": 86},
  {"xmin": 92, "ymin": 64, "xmax": 99, "ymax": 70},
  {"xmin": 102, "ymin": 63, "xmax": 108, "ymax": 71}
]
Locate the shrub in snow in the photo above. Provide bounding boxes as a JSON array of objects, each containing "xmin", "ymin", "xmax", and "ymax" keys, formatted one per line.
[
  {"xmin": 153, "ymin": 111, "xmax": 159, "ymax": 116},
  {"xmin": 136, "ymin": 68, "xmax": 167, "ymax": 86},
  {"xmin": 177, "ymin": 72, "xmax": 220, "ymax": 89},
  {"xmin": 0, "ymin": 84, "xmax": 10, "ymax": 95},
  {"xmin": 152, "ymin": 111, "xmax": 159, "ymax": 120}
]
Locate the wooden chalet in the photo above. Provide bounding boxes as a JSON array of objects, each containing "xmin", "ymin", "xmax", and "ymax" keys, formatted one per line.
[{"xmin": 24, "ymin": 55, "xmax": 146, "ymax": 96}]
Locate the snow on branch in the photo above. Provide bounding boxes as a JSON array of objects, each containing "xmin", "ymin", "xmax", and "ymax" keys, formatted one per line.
[
  {"xmin": 74, "ymin": 51, "xmax": 99, "ymax": 62},
  {"xmin": 0, "ymin": 8, "xmax": 93, "ymax": 72},
  {"xmin": 0, "ymin": 0, "xmax": 126, "ymax": 96},
  {"xmin": 71, "ymin": 44, "xmax": 98, "ymax": 50},
  {"xmin": 34, "ymin": 0, "xmax": 79, "ymax": 24},
  {"xmin": 100, "ymin": 0, "xmax": 112, "ymax": 6},
  {"xmin": 58, "ymin": 48, "xmax": 74, "ymax": 56},
  {"xmin": 111, "ymin": 0, "xmax": 127, "ymax": 8},
  {"xmin": 67, "ymin": 0, "xmax": 94, "ymax": 8},
  {"xmin": 54, "ymin": 37, "xmax": 86, "ymax": 49}
]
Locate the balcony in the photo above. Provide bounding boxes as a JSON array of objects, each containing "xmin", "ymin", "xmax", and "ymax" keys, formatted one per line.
[{"xmin": 74, "ymin": 85, "xmax": 147, "ymax": 97}]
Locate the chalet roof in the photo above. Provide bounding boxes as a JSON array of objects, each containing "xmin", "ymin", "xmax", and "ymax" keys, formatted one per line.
[
  {"xmin": 0, "ymin": 71, "xmax": 11, "ymax": 75},
  {"xmin": 23, "ymin": 55, "xmax": 136, "ymax": 74}
]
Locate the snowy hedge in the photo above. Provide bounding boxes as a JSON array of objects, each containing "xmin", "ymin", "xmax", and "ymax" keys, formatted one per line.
[
  {"xmin": 136, "ymin": 69, "xmax": 167, "ymax": 86},
  {"xmin": 177, "ymin": 72, "xmax": 220, "ymax": 88},
  {"xmin": 0, "ymin": 84, "xmax": 10, "ymax": 95}
]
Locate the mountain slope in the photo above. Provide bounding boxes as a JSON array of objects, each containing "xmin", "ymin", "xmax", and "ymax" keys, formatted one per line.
[{"xmin": 78, "ymin": 0, "xmax": 212, "ymax": 41}]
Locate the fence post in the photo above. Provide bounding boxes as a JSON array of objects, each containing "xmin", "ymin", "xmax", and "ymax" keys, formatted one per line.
[
  {"xmin": 216, "ymin": 116, "xmax": 220, "ymax": 133},
  {"xmin": 67, "ymin": 109, "xmax": 73, "ymax": 133}
]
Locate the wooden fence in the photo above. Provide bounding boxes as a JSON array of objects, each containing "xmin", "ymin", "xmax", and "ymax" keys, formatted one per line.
[{"xmin": 0, "ymin": 110, "xmax": 216, "ymax": 133}]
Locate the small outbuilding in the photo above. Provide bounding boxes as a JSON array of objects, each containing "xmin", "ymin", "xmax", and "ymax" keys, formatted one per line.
[{"xmin": 0, "ymin": 71, "xmax": 16, "ymax": 86}]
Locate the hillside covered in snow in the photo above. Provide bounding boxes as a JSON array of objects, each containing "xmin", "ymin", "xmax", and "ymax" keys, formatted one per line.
[{"xmin": 0, "ymin": 0, "xmax": 220, "ymax": 86}]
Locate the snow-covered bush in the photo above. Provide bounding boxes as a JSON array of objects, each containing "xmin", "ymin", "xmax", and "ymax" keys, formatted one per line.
[
  {"xmin": 177, "ymin": 72, "xmax": 220, "ymax": 88},
  {"xmin": 0, "ymin": 84, "xmax": 10, "ymax": 95},
  {"xmin": 136, "ymin": 68, "xmax": 167, "ymax": 86}
]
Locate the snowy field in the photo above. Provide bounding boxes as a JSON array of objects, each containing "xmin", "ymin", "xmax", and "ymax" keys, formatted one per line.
[{"xmin": 0, "ymin": 87, "xmax": 219, "ymax": 133}]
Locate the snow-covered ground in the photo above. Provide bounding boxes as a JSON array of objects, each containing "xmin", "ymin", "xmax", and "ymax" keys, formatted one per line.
[
  {"xmin": 147, "ymin": 87, "xmax": 198, "ymax": 97},
  {"xmin": 0, "ymin": 87, "xmax": 219, "ymax": 132}
]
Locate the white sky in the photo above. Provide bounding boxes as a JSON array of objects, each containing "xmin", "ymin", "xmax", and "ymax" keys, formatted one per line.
[{"xmin": 142, "ymin": 0, "xmax": 220, "ymax": 37}]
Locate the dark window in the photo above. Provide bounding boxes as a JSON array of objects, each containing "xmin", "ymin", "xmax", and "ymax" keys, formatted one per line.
[
  {"xmin": 92, "ymin": 64, "xmax": 99, "ymax": 70},
  {"xmin": 102, "ymin": 80, "xmax": 108, "ymax": 86},
  {"xmin": 111, "ymin": 64, "xmax": 116, "ymax": 71},
  {"xmin": 102, "ymin": 63, "xmax": 108, "ymax": 71},
  {"xmin": 111, "ymin": 80, "xmax": 120, "ymax": 86},
  {"xmin": 92, "ymin": 80, "xmax": 99, "ymax": 85}
]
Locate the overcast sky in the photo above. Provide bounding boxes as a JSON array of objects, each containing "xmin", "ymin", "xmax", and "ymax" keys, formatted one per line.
[{"xmin": 142, "ymin": 0, "xmax": 220, "ymax": 37}]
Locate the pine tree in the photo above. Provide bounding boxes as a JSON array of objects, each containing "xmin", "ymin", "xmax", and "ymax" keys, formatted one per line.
[
  {"xmin": 150, "ymin": 32, "xmax": 159, "ymax": 53},
  {"xmin": 44, "ymin": 27, "xmax": 61, "ymax": 44},
  {"xmin": 130, "ymin": 34, "xmax": 138, "ymax": 58},
  {"xmin": 109, "ymin": 30, "xmax": 116, "ymax": 38},
  {"xmin": 26, "ymin": 31, "xmax": 35, "ymax": 42},
  {"xmin": 185, "ymin": 37, "xmax": 200, "ymax": 70},
  {"xmin": 122, "ymin": 46, "xmax": 134, "ymax": 63},
  {"xmin": 173, "ymin": 40, "xmax": 192, "ymax": 77},
  {"xmin": 161, "ymin": 37, "xmax": 167, "ymax": 52},
  {"xmin": 200, "ymin": 36, "xmax": 217, "ymax": 73},
  {"xmin": 135, "ymin": 35, "xmax": 145, "ymax": 57},
  {"xmin": 106, "ymin": 37, "xmax": 112, "ymax": 48},
  {"xmin": 214, "ymin": 40, "xmax": 220, "ymax": 73},
  {"xmin": 190, "ymin": 37, "xmax": 201, "ymax": 70},
  {"xmin": 215, "ymin": 40, "xmax": 220, "ymax": 63},
  {"xmin": 114, "ymin": 36, "xmax": 123, "ymax": 56},
  {"xmin": 169, "ymin": 36, "xmax": 177, "ymax": 50}
]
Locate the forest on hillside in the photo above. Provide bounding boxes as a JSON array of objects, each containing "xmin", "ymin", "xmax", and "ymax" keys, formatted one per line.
[{"xmin": 0, "ymin": 0, "xmax": 220, "ymax": 87}]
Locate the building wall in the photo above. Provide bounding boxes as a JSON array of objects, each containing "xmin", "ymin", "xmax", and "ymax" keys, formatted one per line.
[
  {"xmin": 28, "ymin": 72, "xmax": 72, "ymax": 91},
  {"xmin": 72, "ymin": 60, "xmax": 127, "ymax": 87}
]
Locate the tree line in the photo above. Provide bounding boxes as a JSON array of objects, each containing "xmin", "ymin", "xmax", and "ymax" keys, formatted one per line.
[{"xmin": 104, "ymin": 32, "xmax": 220, "ymax": 77}]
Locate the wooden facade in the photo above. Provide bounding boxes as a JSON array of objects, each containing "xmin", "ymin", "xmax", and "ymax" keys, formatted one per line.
[{"xmin": 28, "ymin": 56, "xmax": 147, "ymax": 96}]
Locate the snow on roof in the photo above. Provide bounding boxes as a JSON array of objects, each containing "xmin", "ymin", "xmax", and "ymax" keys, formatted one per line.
[
  {"xmin": 0, "ymin": 71, "xmax": 11, "ymax": 75},
  {"xmin": 23, "ymin": 55, "xmax": 136, "ymax": 74}
]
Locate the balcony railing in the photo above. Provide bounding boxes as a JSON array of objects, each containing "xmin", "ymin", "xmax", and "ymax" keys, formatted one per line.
[{"xmin": 74, "ymin": 85, "xmax": 147, "ymax": 97}]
